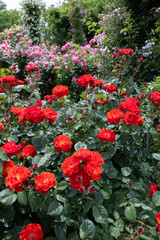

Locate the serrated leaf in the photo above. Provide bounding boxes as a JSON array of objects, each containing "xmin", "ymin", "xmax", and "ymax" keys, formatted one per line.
[
  {"xmin": 17, "ymin": 191, "xmax": 27, "ymax": 207},
  {"xmin": 92, "ymin": 204, "xmax": 108, "ymax": 224},
  {"xmin": 57, "ymin": 181, "xmax": 69, "ymax": 191},
  {"xmin": 48, "ymin": 201, "xmax": 63, "ymax": 216},
  {"xmin": 0, "ymin": 189, "xmax": 17, "ymax": 207},
  {"xmin": 79, "ymin": 219, "xmax": 95, "ymax": 239},
  {"xmin": 124, "ymin": 204, "xmax": 136, "ymax": 221},
  {"xmin": 121, "ymin": 167, "xmax": 132, "ymax": 177},
  {"xmin": 32, "ymin": 136, "xmax": 46, "ymax": 152},
  {"xmin": 0, "ymin": 149, "xmax": 8, "ymax": 161},
  {"xmin": 152, "ymin": 191, "xmax": 160, "ymax": 206},
  {"xmin": 28, "ymin": 191, "xmax": 41, "ymax": 212},
  {"xmin": 74, "ymin": 141, "xmax": 87, "ymax": 151}
]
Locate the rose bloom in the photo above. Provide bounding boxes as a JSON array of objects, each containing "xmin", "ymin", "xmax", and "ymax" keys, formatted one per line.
[
  {"xmin": 0, "ymin": 76, "xmax": 24, "ymax": 87},
  {"xmin": 0, "ymin": 88, "xmax": 4, "ymax": 93},
  {"xmin": 151, "ymin": 91, "xmax": 160, "ymax": 104},
  {"xmin": 77, "ymin": 74, "xmax": 95, "ymax": 87},
  {"xmin": 2, "ymin": 160, "xmax": 15, "ymax": 177},
  {"xmin": 43, "ymin": 108, "xmax": 57, "ymax": 123},
  {"xmin": 91, "ymin": 79, "xmax": 104, "ymax": 87},
  {"xmin": 69, "ymin": 167, "xmax": 90, "ymax": 190},
  {"xmin": 73, "ymin": 148, "xmax": 92, "ymax": 164},
  {"xmin": 21, "ymin": 145, "xmax": 37, "ymax": 159},
  {"xmin": 62, "ymin": 156, "xmax": 81, "ymax": 177},
  {"xmin": 137, "ymin": 115, "xmax": 144, "ymax": 125},
  {"xmin": 104, "ymin": 84, "xmax": 118, "ymax": 94},
  {"xmin": 44, "ymin": 95, "xmax": 54, "ymax": 103},
  {"xmin": 156, "ymin": 212, "xmax": 160, "ymax": 231},
  {"xmin": 97, "ymin": 129, "xmax": 116, "ymax": 143},
  {"xmin": 1, "ymin": 141, "xmax": 19, "ymax": 157},
  {"xmin": 119, "ymin": 48, "xmax": 134, "ymax": 55},
  {"xmin": 52, "ymin": 85, "xmax": 69, "ymax": 99},
  {"xmin": 54, "ymin": 135, "xmax": 73, "ymax": 152},
  {"xmin": 84, "ymin": 162, "xmax": 102, "ymax": 181},
  {"xmin": 95, "ymin": 98, "xmax": 108, "ymax": 104},
  {"xmin": 148, "ymin": 183, "xmax": 158, "ymax": 198},
  {"xmin": 34, "ymin": 172, "xmax": 56, "ymax": 194},
  {"xmin": 90, "ymin": 151, "xmax": 104, "ymax": 166},
  {"xmin": 5, "ymin": 166, "xmax": 32, "ymax": 192},
  {"xmin": 0, "ymin": 122, "xmax": 4, "ymax": 132},
  {"xmin": 18, "ymin": 106, "xmax": 45, "ymax": 125},
  {"xmin": 10, "ymin": 106, "xmax": 23, "ymax": 116},
  {"xmin": 119, "ymin": 101, "xmax": 140, "ymax": 114},
  {"xmin": 20, "ymin": 223, "xmax": 43, "ymax": 240},
  {"xmin": 107, "ymin": 109, "xmax": 124, "ymax": 124},
  {"xmin": 123, "ymin": 111, "xmax": 140, "ymax": 125}
]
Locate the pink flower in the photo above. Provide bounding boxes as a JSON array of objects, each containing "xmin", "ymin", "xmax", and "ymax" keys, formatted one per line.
[
  {"xmin": 72, "ymin": 77, "xmax": 77, "ymax": 84},
  {"xmin": 7, "ymin": 32, "xmax": 13, "ymax": 38},
  {"xmin": 71, "ymin": 56, "xmax": 80, "ymax": 64},
  {"xmin": 89, "ymin": 39, "xmax": 95, "ymax": 45}
]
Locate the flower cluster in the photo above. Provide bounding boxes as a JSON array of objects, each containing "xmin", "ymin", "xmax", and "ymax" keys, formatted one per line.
[
  {"xmin": 16, "ymin": 106, "xmax": 57, "ymax": 125},
  {"xmin": 0, "ymin": 76, "xmax": 24, "ymax": 89},
  {"xmin": 62, "ymin": 148, "xmax": 104, "ymax": 191}
]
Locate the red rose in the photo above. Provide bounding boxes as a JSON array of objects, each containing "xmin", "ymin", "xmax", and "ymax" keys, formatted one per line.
[
  {"xmin": 34, "ymin": 172, "xmax": 56, "ymax": 194},
  {"xmin": 91, "ymin": 79, "xmax": 104, "ymax": 87},
  {"xmin": 90, "ymin": 151, "xmax": 104, "ymax": 165},
  {"xmin": 104, "ymin": 84, "xmax": 118, "ymax": 94},
  {"xmin": 156, "ymin": 212, "xmax": 160, "ymax": 225},
  {"xmin": 2, "ymin": 160, "xmax": 15, "ymax": 177},
  {"xmin": 43, "ymin": 108, "xmax": 57, "ymax": 123},
  {"xmin": 52, "ymin": 85, "xmax": 69, "ymax": 99},
  {"xmin": 1, "ymin": 141, "xmax": 19, "ymax": 157},
  {"xmin": 77, "ymin": 74, "xmax": 95, "ymax": 87},
  {"xmin": 62, "ymin": 156, "xmax": 81, "ymax": 177},
  {"xmin": 54, "ymin": 135, "xmax": 73, "ymax": 152},
  {"xmin": 73, "ymin": 148, "xmax": 92, "ymax": 164},
  {"xmin": 123, "ymin": 111, "xmax": 139, "ymax": 125},
  {"xmin": 151, "ymin": 91, "xmax": 160, "ymax": 104},
  {"xmin": 107, "ymin": 109, "xmax": 123, "ymax": 124},
  {"xmin": 10, "ymin": 107, "xmax": 23, "ymax": 116},
  {"xmin": 0, "ymin": 122, "xmax": 4, "ymax": 132},
  {"xmin": 18, "ymin": 106, "xmax": 45, "ymax": 124},
  {"xmin": 97, "ymin": 129, "xmax": 116, "ymax": 143},
  {"xmin": 148, "ymin": 183, "xmax": 158, "ymax": 198},
  {"xmin": 5, "ymin": 166, "xmax": 32, "ymax": 192},
  {"xmin": 21, "ymin": 145, "xmax": 37, "ymax": 159},
  {"xmin": 84, "ymin": 162, "xmax": 102, "ymax": 181},
  {"xmin": 44, "ymin": 95, "xmax": 54, "ymax": 103},
  {"xmin": 137, "ymin": 115, "xmax": 144, "ymax": 125},
  {"xmin": 69, "ymin": 167, "xmax": 90, "ymax": 190},
  {"xmin": 20, "ymin": 223, "xmax": 43, "ymax": 240},
  {"xmin": 119, "ymin": 49, "xmax": 134, "ymax": 55}
]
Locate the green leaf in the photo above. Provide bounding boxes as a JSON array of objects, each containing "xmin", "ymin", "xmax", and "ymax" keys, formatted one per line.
[
  {"xmin": 153, "ymin": 153, "xmax": 160, "ymax": 160},
  {"xmin": 17, "ymin": 191, "xmax": 27, "ymax": 207},
  {"xmin": 0, "ymin": 189, "xmax": 17, "ymax": 207},
  {"xmin": 79, "ymin": 219, "xmax": 95, "ymax": 239},
  {"xmin": 57, "ymin": 181, "xmax": 69, "ymax": 191},
  {"xmin": 0, "ymin": 159, "xmax": 3, "ymax": 177},
  {"xmin": 94, "ymin": 94, "xmax": 107, "ymax": 99},
  {"xmin": 48, "ymin": 200, "xmax": 63, "ymax": 216},
  {"xmin": 92, "ymin": 204, "xmax": 108, "ymax": 224},
  {"xmin": 32, "ymin": 136, "xmax": 46, "ymax": 152},
  {"xmin": 0, "ymin": 149, "xmax": 8, "ymax": 161},
  {"xmin": 74, "ymin": 141, "xmax": 87, "ymax": 151},
  {"xmin": 110, "ymin": 226, "xmax": 121, "ymax": 239},
  {"xmin": 45, "ymin": 237, "xmax": 56, "ymax": 240},
  {"xmin": 124, "ymin": 204, "xmax": 136, "ymax": 221},
  {"xmin": 28, "ymin": 191, "xmax": 41, "ymax": 212},
  {"xmin": 121, "ymin": 167, "xmax": 132, "ymax": 177},
  {"xmin": 152, "ymin": 191, "xmax": 160, "ymax": 206}
]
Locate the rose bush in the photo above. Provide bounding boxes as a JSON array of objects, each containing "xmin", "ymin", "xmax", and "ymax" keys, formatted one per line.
[{"xmin": 0, "ymin": 35, "xmax": 159, "ymax": 240}]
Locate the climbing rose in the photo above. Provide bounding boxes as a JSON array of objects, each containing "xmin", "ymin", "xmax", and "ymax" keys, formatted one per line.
[
  {"xmin": 2, "ymin": 160, "xmax": 15, "ymax": 177},
  {"xmin": 148, "ymin": 183, "xmax": 158, "ymax": 198},
  {"xmin": 21, "ymin": 145, "xmax": 37, "ymax": 159},
  {"xmin": 97, "ymin": 129, "xmax": 116, "ymax": 143},
  {"xmin": 123, "ymin": 111, "xmax": 140, "ymax": 125},
  {"xmin": 34, "ymin": 172, "xmax": 56, "ymax": 194},
  {"xmin": 107, "ymin": 109, "xmax": 123, "ymax": 124},
  {"xmin": 1, "ymin": 141, "xmax": 19, "ymax": 157},
  {"xmin": 54, "ymin": 135, "xmax": 73, "ymax": 152},
  {"xmin": 62, "ymin": 156, "xmax": 81, "ymax": 177},
  {"xmin": 20, "ymin": 223, "xmax": 43, "ymax": 240},
  {"xmin": 43, "ymin": 108, "xmax": 57, "ymax": 123},
  {"xmin": 5, "ymin": 166, "xmax": 32, "ymax": 192},
  {"xmin": 52, "ymin": 85, "xmax": 68, "ymax": 99},
  {"xmin": 104, "ymin": 84, "xmax": 118, "ymax": 94},
  {"xmin": 18, "ymin": 106, "xmax": 45, "ymax": 124},
  {"xmin": 77, "ymin": 74, "xmax": 95, "ymax": 87}
]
